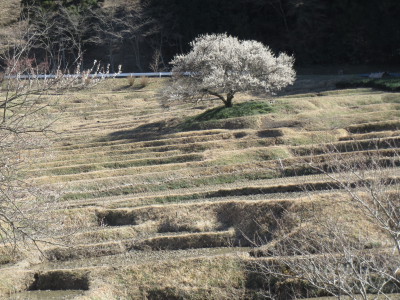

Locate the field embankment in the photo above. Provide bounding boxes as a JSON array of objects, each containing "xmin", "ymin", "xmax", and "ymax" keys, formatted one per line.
[{"xmin": 0, "ymin": 76, "xmax": 399, "ymax": 299}]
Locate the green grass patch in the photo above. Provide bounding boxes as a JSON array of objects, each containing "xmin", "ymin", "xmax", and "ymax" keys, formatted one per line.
[
  {"xmin": 336, "ymin": 78, "xmax": 400, "ymax": 92},
  {"xmin": 179, "ymin": 101, "xmax": 274, "ymax": 131},
  {"xmin": 193, "ymin": 101, "xmax": 274, "ymax": 121}
]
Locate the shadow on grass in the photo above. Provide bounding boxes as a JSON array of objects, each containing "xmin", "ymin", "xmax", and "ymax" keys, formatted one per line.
[
  {"xmin": 336, "ymin": 78, "xmax": 400, "ymax": 92},
  {"xmin": 100, "ymin": 100, "xmax": 296, "ymax": 143},
  {"xmin": 100, "ymin": 121, "xmax": 172, "ymax": 143},
  {"xmin": 112, "ymin": 85, "xmax": 148, "ymax": 92},
  {"xmin": 277, "ymin": 74, "xmax": 356, "ymax": 96}
]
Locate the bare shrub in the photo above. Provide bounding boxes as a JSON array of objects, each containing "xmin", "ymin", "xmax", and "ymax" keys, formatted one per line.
[
  {"xmin": 149, "ymin": 49, "xmax": 165, "ymax": 72},
  {"xmin": 250, "ymin": 202, "xmax": 400, "ymax": 299},
  {"xmin": 127, "ymin": 75, "xmax": 135, "ymax": 87},
  {"xmin": 80, "ymin": 61, "xmax": 122, "ymax": 89},
  {"xmin": 140, "ymin": 76, "xmax": 149, "ymax": 88},
  {"xmin": 304, "ymin": 142, "xmax": 400, "ymax": 254},
  {"xmin": 249, "ymin": 143, "xmax": 400, "ymax": 299},
  {"xmin": 84, "ymin": 76, "xmax": 92, "ymax": 86}
]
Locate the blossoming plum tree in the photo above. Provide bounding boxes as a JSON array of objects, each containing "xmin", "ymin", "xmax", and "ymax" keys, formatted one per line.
[{"xmin": 166, "ymin": 33, "xmax": 296, "ymax": 107}]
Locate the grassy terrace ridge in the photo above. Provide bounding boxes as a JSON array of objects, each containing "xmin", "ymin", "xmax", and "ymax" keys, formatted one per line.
[
  {"xmin": 1, "ymin": 76, "xmax": 400, "ymax": 299},
  {"xmin": 28, "ymin": 153, "xmax": 204, "ymax": 176}
]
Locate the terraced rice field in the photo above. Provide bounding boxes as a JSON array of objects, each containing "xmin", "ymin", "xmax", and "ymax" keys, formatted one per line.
[{"xmin": 1, "ymin": 77, "xmax": 400, "ymax": 299}]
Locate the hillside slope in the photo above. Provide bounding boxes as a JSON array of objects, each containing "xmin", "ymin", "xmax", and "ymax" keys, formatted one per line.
[
  {"xmin": 0, "ymin": 0, "xmax": 19, "ymax": 26},
  {"xmin": 0, "ymin": 77, "xmax": 399, "ymax": 299}
]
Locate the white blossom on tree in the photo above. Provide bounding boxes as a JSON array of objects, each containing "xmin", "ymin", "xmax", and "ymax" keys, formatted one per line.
[{"xmin": 165, "ymin": 33, "xmax": 296, "ymax": 107}]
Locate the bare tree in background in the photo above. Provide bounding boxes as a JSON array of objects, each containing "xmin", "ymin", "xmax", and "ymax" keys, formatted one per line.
[
  {"xmin": 25, "ymin": 4, "xmax": 98, "ymax": 71},
  {"xmin": 120, "ymin": 1, "xmax": 161, "ymax": 72},
  {"xmin": 149, "ymin": 48, "xmax": 165, "ymax": 72},
  {"xmin": 94, "ymin": 1, "xmax": 163, "ymax": 73},
  {"xmin": 90, "ymin": 5, "xmax": 125, "ymax": 73}
]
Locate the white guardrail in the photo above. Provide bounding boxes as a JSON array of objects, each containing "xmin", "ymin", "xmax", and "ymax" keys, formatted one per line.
[{"xmin": 6, "ymin": 72, "xmax": 174, "ymax": 79}]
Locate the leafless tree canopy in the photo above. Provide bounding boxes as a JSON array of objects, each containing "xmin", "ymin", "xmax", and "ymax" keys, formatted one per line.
[{"xmin": 0, "ymin": 15, "xmax": 119, "ymax": 253}]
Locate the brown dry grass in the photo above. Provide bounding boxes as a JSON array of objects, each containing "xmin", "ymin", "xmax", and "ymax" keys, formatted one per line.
[
  {"xmin": 81, "ymin": 255, "xmax": 247, "ymax": 299},
  {"xmin": 2, "ymin": 77, "xmax": 399, "ymax": 298},
  {"xmin": 0, "ymin": 0, "xmax": 19, "ymax": 26}
]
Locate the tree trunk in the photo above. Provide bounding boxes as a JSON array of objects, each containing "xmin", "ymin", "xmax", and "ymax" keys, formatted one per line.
[
  {"xmin": 224, "ymin": 92, "xmax": 234, "ymax": 107},
  {"xmin": 206, "ymin": 90, "xmax": 235, "ymax": 107}
]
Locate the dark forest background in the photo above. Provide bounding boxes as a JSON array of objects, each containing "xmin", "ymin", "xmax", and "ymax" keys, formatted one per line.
[{"xmin": 15, "ymin": 0, "xmax": 400, "ymax": 72}]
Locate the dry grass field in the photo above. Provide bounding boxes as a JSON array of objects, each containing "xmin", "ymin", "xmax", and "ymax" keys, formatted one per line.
[{"xmin": 0, "ymin": 76, "xmax": 399, "ymax": 299}]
